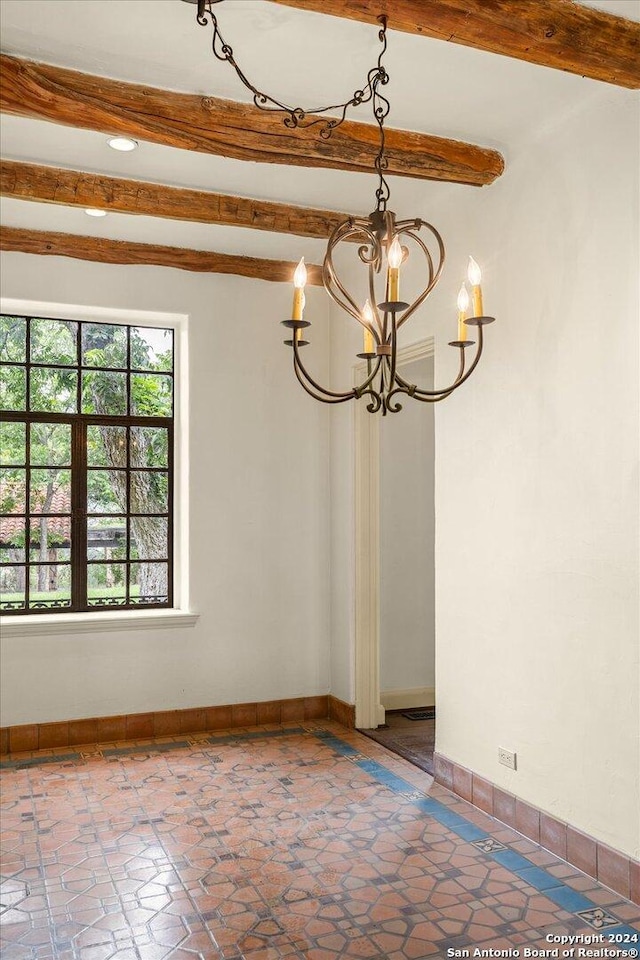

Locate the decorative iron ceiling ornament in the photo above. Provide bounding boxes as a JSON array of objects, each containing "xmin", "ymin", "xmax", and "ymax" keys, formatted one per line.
[{"xmin": 186, "ymin": 0, "xmax": 495, "ymax": 414}]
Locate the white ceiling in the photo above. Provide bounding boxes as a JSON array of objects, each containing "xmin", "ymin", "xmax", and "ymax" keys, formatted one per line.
[{"xmin": 1, "ymin": 0, "xmax": 638, "ymax": 263}]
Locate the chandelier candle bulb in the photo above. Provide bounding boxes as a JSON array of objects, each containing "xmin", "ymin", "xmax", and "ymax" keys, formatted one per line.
[
  {"xmin": 457, "ymin": 283, "xmax": 470, "ymax": 342},
  {"xmin": 468, "ymin": 256, "xmax": 483, "ymax": 316},
  {"xmin": 387, "ymin": 237, "xmax": 403, "ymax": 302},
  {"xmin": 292, "ymin": 257, "xmax": 307, "ymax": 321},
  {"xmin": 362, "ymin": 299, "xmax": 376, "ymax": 354},
  {"xmin": 363, "ymin": 328, "xmax": 375, "ymax": 353}
]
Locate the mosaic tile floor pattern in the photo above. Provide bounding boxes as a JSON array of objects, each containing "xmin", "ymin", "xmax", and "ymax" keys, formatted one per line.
[{"xmin": 1, "ymin": 722, "xmax": 638, "ymax": 960}]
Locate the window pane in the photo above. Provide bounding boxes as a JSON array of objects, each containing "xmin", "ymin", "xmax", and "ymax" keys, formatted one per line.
[
  {"xmin": 30, "ymin": 469, "xmax": 71, "ymax": 514},
  {"xmin": 0, "ymin": 518, "xmax": 25, "ymax": 562},
  {"xmin": 130, "ymin": 374, "xmax": 172, "ymax": 418},
  {"xmin": 30, "ymin": 423, "xmax": 71, "ymax": 467},
  {"xmin": 88, "ymin": 517, "xmax": 127, "ymax": 561},
  {"xmin": 82, "ymin": 323, "xmax": 127, "ymax": 369},
  {"xmin": 130, "ymin": 426, "xmax": 168, "ymax": 468},
  {"xmin": 87, "ymin": 425, "xmax": 127, "ymax": 468},
  {"xmin": 130, "ymin": 562, "xmax": 168, "ymax": 603},
  {"xmin": 130, "ymin": 517, "xmax": 168, "ymax": 560},
  {"xmin": 29, "ymin": 517, "xmax": 71, "ymax": 562},
  {"xmin": 0, "ymin": 316, "xmax": 27, "ymax": 363},
  {"xmin": 130, "ymin": 471, "xmax": 168, "ymax": 514},
  {"xmin": 1, "ymin": 314, "xmax": 175, "ymax": 615},
  {"xmin": 82, "ymin": 370, "xmax": 127, "ymax": 416},
  {"xmin": 30, "ymin": 368, "xmax": 77, "ymax": 413},
  {"xmin": 0, "ymin": 366, "xmax": 26, "ymax": 411},
  {"xmin": 30, "ymin": 318, "xmax": 77, "ymax": 366},
  {"xmin": 87, "ymin": 470, "xmax": 126, "ymax": 514},
  {"xmin": 0, "ymin": 565, "xmax": 26, "ymax": 610},
  {"xmin": 130, "ymin": 327, "xmax": 172, "ymax": 372},
  {"xmin": 87, "ymin": 563, "xmax": 127, "ymax": 605},
  {"xmin": 1, "ymin": 467, "xmax": 26, "ymax": 515},
  {"xmin": 0, "ymin": 422, "xmax": 26, "ymax": 466},
  {"xmin": 29, "ymin": 564, "xmax": 71, "ymax": 609}
]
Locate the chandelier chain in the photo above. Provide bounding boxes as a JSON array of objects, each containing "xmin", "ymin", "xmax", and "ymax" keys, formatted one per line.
[{"xmin": 195, "ymin": 0, "xmax": 391, "ymax": 211}]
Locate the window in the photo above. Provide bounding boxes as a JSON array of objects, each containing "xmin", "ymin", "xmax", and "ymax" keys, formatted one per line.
[{"xmin": 0, "ymin": 314, "xmax": 174, "ymax": 614}]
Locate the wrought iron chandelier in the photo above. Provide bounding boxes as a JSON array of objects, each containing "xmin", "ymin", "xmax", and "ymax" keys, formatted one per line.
[{"xmin": 186, "ymin": 0, "xmax": 496, "ymax": 414}]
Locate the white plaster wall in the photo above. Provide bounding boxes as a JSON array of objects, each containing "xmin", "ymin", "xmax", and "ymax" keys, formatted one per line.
[
  {"xmin": 326, "ymin": 86, "xmax": 639, "ymax": 859},
  {"xmin": 380, "ymin": 357, "xmax": 435, "ymax": 695},
  {"xmin": 0, "ymin": 254, "xmax": 331, "ymax": 725},
  {"xmin": 433, "ymin": 90, "xmax": 640, "ymax": 859}
]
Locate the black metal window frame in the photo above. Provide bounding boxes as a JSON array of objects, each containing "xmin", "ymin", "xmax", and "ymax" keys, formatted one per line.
[{"xmin": 0, "ymin": 313, "xmax": 174, "ymax": 615}]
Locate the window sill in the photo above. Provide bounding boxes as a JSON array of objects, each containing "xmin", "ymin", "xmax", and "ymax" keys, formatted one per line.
[{"xmin": 0, "ymin": 609, "xmax": 199, "ymax": 637}]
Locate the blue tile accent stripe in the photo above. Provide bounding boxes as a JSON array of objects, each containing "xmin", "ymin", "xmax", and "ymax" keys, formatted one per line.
[
  {"xmin": 103, "ymin": 740, "xmax": 191, "ymax": 757},
  {"xmin": 313, "ymin": 729, "xmax": 640, "ymax": 946},
  {"xmin": 0, "ymin": 751, "xmax": 82, "ymax": 769},
  {"xmin": 208, "ymin": 727, "xmax": 305, "ymax": 745}
]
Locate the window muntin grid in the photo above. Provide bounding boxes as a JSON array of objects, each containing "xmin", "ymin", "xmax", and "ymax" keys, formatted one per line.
[{"xmin": 0, "ymin": 315, "xmax": 174, "ymax": 614}]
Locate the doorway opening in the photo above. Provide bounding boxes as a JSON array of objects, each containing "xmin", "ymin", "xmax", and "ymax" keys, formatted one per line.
[
  {"xmin": 362, "ymin": 709, "xmax": 436, "ymax": 776},
  {"xmin": 354, "ymin": 342, "xmax": 436, "ymax": 775}
]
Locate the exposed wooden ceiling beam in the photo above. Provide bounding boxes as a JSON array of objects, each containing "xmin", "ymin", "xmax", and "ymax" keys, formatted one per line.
[
  {"xmin": 0, "ymin": 160, "xmax": 352, "ymax": 241},
  {"xmin": 271, "ymin": 0, "xmax": 640, "ymax": 89},
  {"xmin": 0, "ymin": 226, "xmax": 323, "ymax": 284},
  {"xmin": 0, "ymin": 55, "xmax": 504, "ymax": 187}
]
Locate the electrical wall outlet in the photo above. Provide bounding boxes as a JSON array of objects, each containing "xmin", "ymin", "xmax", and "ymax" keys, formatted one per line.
[{"xmin": 498, "ymin": 747, "xmax": 517, "ymax": 770}]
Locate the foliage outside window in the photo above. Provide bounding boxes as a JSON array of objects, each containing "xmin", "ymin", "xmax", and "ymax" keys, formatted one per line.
[{"xmin": 0, "ymin": 315, "xmax": 174, "ymax": 614}]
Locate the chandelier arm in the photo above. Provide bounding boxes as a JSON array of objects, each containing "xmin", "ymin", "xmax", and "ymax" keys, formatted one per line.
[
  {"xmin": 355, "ymin": 221, "xmax": 384, "ymax": 267},
  {"xmin": 368, "ymin": 264, "xmax": 383, "ymax": 343},
  {"xmin": 386, "ymin": 385, "xmax": 457, "ymax": 406},
  {"xmin": 385, "ymin": 386, "xmax": 409, "ymax": 413},
  {"xmin": 394, "ymin": 225, "xmax": 446, "ymax": 331},
  {"xmin": 403, "ymin": 328, "xmax": 485, "ymax": 400},
  {"xmin": 453, "ymin": 343, "xmax": 467, "ymax": 383},
  {"xmin": 292, "ymin": 352, "xmax": 356, "ymax": 404},
  {"xmin": 324, "ymin": 259, "xmax": 366, "ymax": 323},
  {"xmin": 387, "ymin": 348, "xmax": 465, "ymax": 407},
  {"xmin": 392, "ymin": 343, "xmax": 466, "ymax": 398},
  {"xmin": 382, "ymin": 358, "xmax": 396, "ymax": 415},
  {"xmin": 293, "ymin": 344, "xmax": 356, "ymax": 401},
  {"xmin": 359, "ymin": 388, "xmax": 384, "ymax": 414},
  {"xmin": 446, "ymin": 326, "xmax": 485, "ymax": 389},
  {"xmin": 388, "ymin": 312, "xmax": 398, "ymax": 389},
  {"xmin": 356, "ymin": 354, "xmax": 385, "ymax": 394},
  {"xmin": 332, "ymin": 219, "xmax": 379, "ymax": 259},
  {"xmin": 381, "ymin": 356, "xmax": 389, "ymax": 403},
  {"xmin": 324, "ymin": 219, "xmax": 384, "ymax": 327},
  {"xmin": 292, "ymin": 336, "xmax": 383, "ymax": 399},
  {"xmin": 392, "ymin": 378, "xmax": 458, "ymax": 399},
  {"xmin": 324, "ymin": 224, "xmax": 373, "ymax": 322}
]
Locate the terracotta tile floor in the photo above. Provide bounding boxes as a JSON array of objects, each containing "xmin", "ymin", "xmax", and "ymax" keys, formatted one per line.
[{"xmin": 1, "ymin": 722, "xmax": 638, "ymax": 960}]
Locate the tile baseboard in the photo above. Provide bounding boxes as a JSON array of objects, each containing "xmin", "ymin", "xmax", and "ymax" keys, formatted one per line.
[
  {"xmin": 328, "ymin": 695, "xmax": 356, "ymax": 728},
  {"xmin": 434, "ymin": 751, "xmax": 640, "ymax": 906},
  {"xmin": 0, "ymin": 695, "xmax": 330, "ymax": 756}
]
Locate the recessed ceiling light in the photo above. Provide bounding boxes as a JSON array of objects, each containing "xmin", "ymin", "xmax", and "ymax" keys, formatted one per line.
[
  {"xmin": 85, "ymin": 208, "xmax": 107, "ymax": 217},
  {"xmin": 107, "ymin": 136, "xmax": 138, "ymax": 152}
]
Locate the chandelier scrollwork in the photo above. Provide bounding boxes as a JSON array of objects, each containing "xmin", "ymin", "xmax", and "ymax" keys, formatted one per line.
[{"xmin": 186, "ymin": 0, "xmax": 496, "ymax": 414}]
